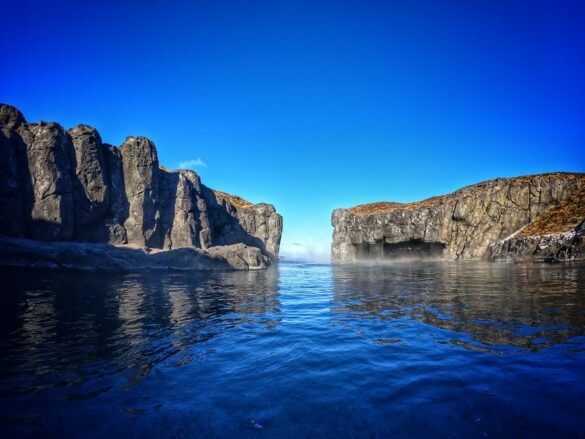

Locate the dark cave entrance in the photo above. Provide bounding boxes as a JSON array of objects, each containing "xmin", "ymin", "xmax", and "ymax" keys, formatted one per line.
[{"xmin": 355, "ymin": 239, "xmax": 446, "ymax": 260}]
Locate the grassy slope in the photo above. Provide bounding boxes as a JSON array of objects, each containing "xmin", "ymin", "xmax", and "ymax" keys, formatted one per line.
[
  {"xmin": 213, "ymin": 190, "xmax": 253, "ymax": 208},
  {"xmin": 519, "ymin": 185, "xmax": 585, "ymax": 237}
]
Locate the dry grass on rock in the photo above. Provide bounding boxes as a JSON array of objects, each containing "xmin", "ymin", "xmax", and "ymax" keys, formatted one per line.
[
  {"xmin": 519, "ymin": 186, "xmax": 585, "ymax": 237},
  {"xmin": 213, "ymin": 190, "xmax": 253, "ymax": 208}
]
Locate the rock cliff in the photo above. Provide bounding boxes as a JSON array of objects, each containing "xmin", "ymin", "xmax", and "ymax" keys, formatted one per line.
[
  {"xmin": 332, "ymin": 173, "xmax": 585, "ymax": 262},
  {"xmin": 0, "ymin": 104, "xmax": 282, "ymax": 269},
  {"xmin": 488, "ymin": 184, "xmax": 585, "ymax": 262}
]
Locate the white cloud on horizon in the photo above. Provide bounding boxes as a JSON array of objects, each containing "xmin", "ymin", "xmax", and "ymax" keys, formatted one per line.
[{"xmin": 179, "ymin": 158, "xmax": 207, "ymax": 169}]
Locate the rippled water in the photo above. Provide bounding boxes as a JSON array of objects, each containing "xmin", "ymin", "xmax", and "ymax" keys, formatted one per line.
[{"xmin": 1, "ymin": 261, "xmax": 584, "ymax": 437}]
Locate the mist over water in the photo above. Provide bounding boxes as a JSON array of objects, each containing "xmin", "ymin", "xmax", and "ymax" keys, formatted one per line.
[{"xmin": 1, "ymin": 261, "xmax": 584, "ymax": 437}]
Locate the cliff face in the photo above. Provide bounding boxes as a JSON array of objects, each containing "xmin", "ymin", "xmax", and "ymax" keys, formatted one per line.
[
  {"xmin": 332, "ymin": 173, "xmax": 585, "ymax": 262},
  {"xmin": 488, "ymin": 184, "xmax": 585, "ymax": 262},
  {"xmin": 0, "ymin": 104, "xmax": 282, "ymax": 265}
]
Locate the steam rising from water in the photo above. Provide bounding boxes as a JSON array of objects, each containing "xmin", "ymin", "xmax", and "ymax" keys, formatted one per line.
[
  {"xmin": 280, "ymin": 241, "xmax": 331, "ymax": 263},
  {"xmin": 339, "ymin": 256, "xmax": 449, "ymax": 265}
]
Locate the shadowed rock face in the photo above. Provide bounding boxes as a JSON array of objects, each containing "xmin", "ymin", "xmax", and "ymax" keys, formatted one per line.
[
  {"xmin": 69, "ymin": 125, "xmax": 110, "ymax": 231},
  {"xmin": 0, "ymin": 105, "xmax": 27, "ymax": 236},
  {"xmin": 0, "ymin": 104, "xmax": 282, "ymax": 267},
  {"xmin": 332, "ymin": 173, "xmax": 585, "ymax": 262}
]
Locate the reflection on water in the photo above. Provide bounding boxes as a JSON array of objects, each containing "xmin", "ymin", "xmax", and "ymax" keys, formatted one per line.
[
  {"xmin": 0, "ymin": 270, "xmax": 280, "ymax": 399},
  {"xmin": 0, "ymin": 262, "xmax": 584, "ymax": 437},
  {"xmin": 332, "ymin": 262, "xmax": 585, "ymax": 352}
]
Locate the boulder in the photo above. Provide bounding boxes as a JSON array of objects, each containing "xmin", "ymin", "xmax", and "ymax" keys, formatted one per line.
[{"xmin": 206, "ymin": 243, "xmax": 271, "ymax": 270}]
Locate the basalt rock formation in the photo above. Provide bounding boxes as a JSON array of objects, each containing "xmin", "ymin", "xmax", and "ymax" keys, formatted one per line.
[
  {"xmin": 488, "ymin": 184, "xmax": 585, "ymax": 262},
  {"xmin": 332, "ymin": 173, "xmax": 585, "ymax": 262},
  {"xmin": 0, "ymin": 104, "xmax": 282, "ymax": 270}
]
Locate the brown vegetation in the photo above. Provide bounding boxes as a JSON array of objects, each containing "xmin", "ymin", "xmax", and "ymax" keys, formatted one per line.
[
  {"xmin": 349, "ymin": 196, "xmax": 448, "ymax": 216},
  {"xmin": 348, "ymin": 172, "xmax": 585, "ymax": 217},
  {"xmin": 213, "ymin": 190, "xmax": 254, "ymax": 208},
  {"xmin": 519, "ymin": 186, "xmax": 585, "ymax": 237}
]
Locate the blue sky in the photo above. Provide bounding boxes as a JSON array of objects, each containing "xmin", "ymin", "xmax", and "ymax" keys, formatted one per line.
[{"xmin": 2, "ymin": 0, "xmax": 584, "ymax": 261}]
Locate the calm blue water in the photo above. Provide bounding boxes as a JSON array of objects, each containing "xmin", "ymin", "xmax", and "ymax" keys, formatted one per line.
[{"xmin": 1, "ymin": 261, "xmax": 584, "ymax": 437}]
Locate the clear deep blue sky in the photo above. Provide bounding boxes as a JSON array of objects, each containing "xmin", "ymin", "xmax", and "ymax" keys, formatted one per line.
[{"xmin": 2, "ymin": 0, "xmax": 584, "ymax": 261}]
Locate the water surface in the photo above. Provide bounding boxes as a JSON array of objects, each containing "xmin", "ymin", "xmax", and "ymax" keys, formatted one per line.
[{"xmin": 1, "ymin": 261, "xmax": 584, "ymax": 437}]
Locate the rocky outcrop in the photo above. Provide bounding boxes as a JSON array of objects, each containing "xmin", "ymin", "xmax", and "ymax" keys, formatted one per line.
[
  {"xmin": 0, "ymin": 235, "xmax": 270, "ymax": 271},
  {"xmin": 332, "ymin": 173, "xmax": 585, "ymax": 262},
  {"xmin": 212, "ymin": 192, "xmax": 283, "ymax": 261},
  {"xmin": 488, "ymin": 229, "xmax": 585, "ymax": 263},
  {"xmin": 0, "ymin": 104, "xmax": 282, "ymax": 269},
  {"xmin": 488, "ymin": 186, "xmax": 585, "ymax": 262}
]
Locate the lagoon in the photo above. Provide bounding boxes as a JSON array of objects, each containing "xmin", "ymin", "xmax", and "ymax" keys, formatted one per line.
[{"xmin": 1, "ymin": 261, "xmax": 584, "ymax": 437}]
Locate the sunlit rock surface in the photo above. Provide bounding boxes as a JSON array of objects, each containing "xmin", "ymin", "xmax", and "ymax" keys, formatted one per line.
[
  {"xmin": 0, "ymin": 104, "xmax": 282, "ymax": 269},
  {"xmin": 489, "ymin": 229, "xmax": 585, "ymax": 263},
  {"xmin": 0, "ymin": 235, "xmax": 270, "ymax": 271},
  {"xmin": 489, "ymin": 187, "xmax": 585, "ymax": 262},
  {"xmin": 332, "ymin": 173, "xmax": 585, "ymax": 262}
]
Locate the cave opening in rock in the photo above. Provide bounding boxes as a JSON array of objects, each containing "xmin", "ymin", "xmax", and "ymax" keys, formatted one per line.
[
  {"xmin": 355, "ymin": 239, "xmax": 446, "ymax": 260},
  {"xmin": 383, "ymin": 240, "xmax": 446, "ymax": 259}
]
